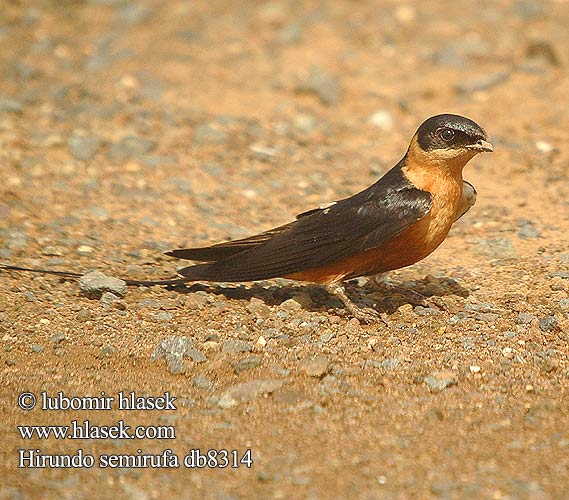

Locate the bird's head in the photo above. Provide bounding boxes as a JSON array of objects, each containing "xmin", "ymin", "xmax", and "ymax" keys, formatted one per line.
[{"xmin": 409, "ymin": 114, "xmax": 493, "ymax": 172}]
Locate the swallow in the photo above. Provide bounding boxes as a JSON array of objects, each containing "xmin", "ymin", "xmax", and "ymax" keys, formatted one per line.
[{"xmin": 1, "ymin": 114, "xmax": 492, "ymax": 322}]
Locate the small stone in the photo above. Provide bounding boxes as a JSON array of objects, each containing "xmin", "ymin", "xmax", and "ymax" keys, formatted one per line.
[
  {"xmin": 477, "ymin": 312, "xmax": 499, "ymax": 323},
  {"xmin": 279, "ymin": 298, "xmax": 303, "ymax": 312},
  {"xmin": 68, "ymin": 135, "xmax": 101, "ymax": 162},
  {"xmin": 193, "ymin": 123, "xmax": 228, "ymax": 145},
  {"xmin": 368, "ymin": 110, "xmax": 394, "ymax": 131},
  {"xmin": 165, "ymin": 354, "xmax": 185, "ymax": 375},
  {"xmin": 296, "ymin": 66, "xmax": 342, "ymax": 106},
  {"xmin": 559, "ymin": 299, "xmax": 569, "ymax": 310},
  {"xmin": 414, "ymin": 306, "xmax": 440, "ymax": 316},
  {"xmin": 299, "ymin": 355, "xmax": 330, "ymax": 377},
  {"xmin": 76, "ymin": 245, "xmax": 94, "ymax": 255},
  {"xmin": 191, "ymin": 375, "xmax": 214, "ymax": 390},
  {"xmin": 30, "ymin": 344, "xmax": 44, "ymax": 354},
  {"xmin": 153, "ymin": 311, "xmax": 173, "ymax": 322},
  {"xmin": 517, "ymin": 312, "xmax": 536, "ymax": 325},
  {"xmin": 116, "ymin": 3, "xmax": 152, "ymax": 25},
  {"xmin": 218, "ymin": 379, "xmax": 284, "ymax": 408},
  {"xmin": 221, "ymin": 339, "xmax": 252, "ymax": 354},
  {"xmin": 319, "ymin": 332, "xmax": 336, "ymax": 343},
  {"xmin": 256, "ymin": 336, "xmax": 267, "ymax": 348},
  {"xmin": 469, "ymin": 365, "xmax": 481, "ymax": 373},
  {"xmin": 517, "ymin": 219, "xmax": 541, "ymax": 239},
  {"xmin": 151, "ymin": 336, "xmax": 194, "ymax": 373},
  {"xmin": 107, "ymin": 136, "xmax": 156, "ymax": 163},
  {"xmin": 454, "ymin": 71, "xmax": 510, "ymax": 95},
  {"xmin": 380, "ymin": 358, "xmax": 401, "ymax": 370},
  {"xmin": 247, "ymin": 298, "xmax": 270, "ymax": 316},
  {"xmin": 234, "ymin": 355, "xmax": 262, "ymax": 374},
  {"xmin": 535, "ymin": 141, "xmax": 555, "ymax": 154},
  {"xmin": 99, "ymin": 291, "xmax": 119, "ymax": 308},
  {"xmin": 0, "ymin": 98, "xmax": 23, "ymax": 113},
  {"xmin": 79, "ymin": 271, "xmax": 127, "ymax": 298},
  {"xmin": 49, "ymin": 333, "xmax": 66, "ymax": 344},
  {"xmin": 538, "ymin": 316, "xmax": 557, "ymax": 332},
  {"xmin": 424, "ymin": 370, "xmax": 458, "ymax": 392},
  {"xmin": 277, "ymin": 22, "xmax": 302, "ymax": 44},
  {"xmin": 186, "ymin": 347, "xmax": 207, "ymax": 363}
]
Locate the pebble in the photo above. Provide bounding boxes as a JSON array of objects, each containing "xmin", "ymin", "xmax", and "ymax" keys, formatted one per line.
[
  {"xmin": 193, "ymin": 123, "xmax": 228, "ymax": 145},
  {"xmin": 221, "ymin": 339, "xmax": 252, "ymax": 354},
  {"xmin": 99, "ymin": 291, "xmax": 119, "ymax": 308},
  {"xmin": 279, "ymin": 298, "xmax": 303, "ymax": 312},
  {"xmin": 277, "ymin": 22, "xmax": 302, "ymax": 44},
  {"xmin": 0, "ymin": 97, "xmax": 23, "ymax": 113},
  {"xmin": 79, "ymin": 271, "xmax": 127, "ymax": 298},
  {"xmin": 68, "ymin": 135, "xmax": 101, "ymax": 162},
  {"xmin": 414, "ymin": 306, "xmax": 440, "ymax": 316},
  {"xmin": 517, "ymin": 219, "xmax": 541, "ymax": 240},
  {"xmin": 424, "ymin": 370, "xmax": 458, "ymax": 393},
  {"xmin": 454, "ymin": 71, "xmax": 510, "ymax": 95},
  {"xmin": 476, "ymin": 312, "xmax": 499, "ymax": 323},
  {"xmin": 538, "ymin": 316, "xmax": 557, "ymax": 332},
  {"xmin": 559, "ymin": 299, "xmax": 569, "ymax": 310},
  {"xmin": 247, "ymin": 298, "xmax": 270, "ymax": 316},
  {"xmin": 151, "ymin": 336, "xmax": 196, "ymax": 374},
  {"xmin": 380, "ymin": 358, "xmax": 401, "ymax": 370},
  {"xmin": 517, "ymin": 313, "xmax": 536, "ymax": 325},
  {"xmin": 218, "ymin": 379, "xmax": 284, "ymax": 408},
  {"xmin": 116, "ymin": 3, "xmax": 152, "ymax": 25},
  {"xmin": 30, "ymin": 344, "xmax": 44, "ymax": 354},
  {"xmin": 368, "ymin": 110, "xmax": 394, "ymax": 131},
  {"xmin": 512, "ymin": 0, "xmax": 544, "ymax": 20},
  {"xmin": 319, "ymin": 332, "xmax": 336, "ymax": 343},
  {"xmin": 186, "ymin": 348, "xmax": 207, "ymax": 363},
  {"xmin": 107, "ymin": 136, "xmax": 156, "ymax": 163},
  {"xmin": 191, "ymin": 375, "xmax": 214, "ymax": 391},
  {"xmin": 234, "ymin": 355, "xmax": 262, "ymax": 374},
  {"xmin": 152, "ymin": 311, "xmax": 173, "ymax": 322},
  {"xmin": 299, "ymin": 355, "xmax": 330, "ymax": 377},
  {"xmin": 296, "ymin": 66, "xmax": 342, "ymax": 106}
]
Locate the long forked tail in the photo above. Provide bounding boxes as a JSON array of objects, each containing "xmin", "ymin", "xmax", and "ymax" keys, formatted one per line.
[{"xmin": 0, "ymin": 264, "xmax": 192, "ymax": 287}]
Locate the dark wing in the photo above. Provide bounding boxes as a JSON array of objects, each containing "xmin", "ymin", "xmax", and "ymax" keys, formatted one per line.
[
  {"xmin": 165, "ymin": 223, "xmax": 294, "ymax": 262},
  {"xmin": 176, "ymin": 165, "xmax": 433, "ymax": 282},
  {"xmin": 166, "ymin": 203, "xmax": 336, "ymax": 262}
]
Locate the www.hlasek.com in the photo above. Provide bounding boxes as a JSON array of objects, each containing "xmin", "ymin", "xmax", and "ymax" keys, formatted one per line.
[{"xmin": 17, "ymin": 391, "xmax": 253, "ymax": 469}]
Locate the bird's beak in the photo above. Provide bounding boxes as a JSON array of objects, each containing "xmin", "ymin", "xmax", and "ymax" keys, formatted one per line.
[{"xmin": 466, "ymin": 139, "xmax": 494, "ymax": 153}]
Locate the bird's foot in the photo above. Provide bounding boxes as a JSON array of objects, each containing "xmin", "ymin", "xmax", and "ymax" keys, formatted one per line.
[
  {"xmin": 326, "ymin": 283, "xmax": 388, "ymax": 325},
  {"xmin": 367, "ymin": 274, "xmax": 448, "ymax": 312}
]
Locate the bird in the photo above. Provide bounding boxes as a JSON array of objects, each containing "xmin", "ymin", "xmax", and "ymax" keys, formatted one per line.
[{"xmin": 1, "ymin": 114, "xmax": 492, "ymax": 322}]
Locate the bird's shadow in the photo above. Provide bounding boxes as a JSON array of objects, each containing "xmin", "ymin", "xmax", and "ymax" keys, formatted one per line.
[{"xmin": 165, "ymin": 275, "xmax": 470, "ymax": 316}]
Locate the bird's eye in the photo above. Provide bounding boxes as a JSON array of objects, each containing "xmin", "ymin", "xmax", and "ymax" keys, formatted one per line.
[{"xmin": 440, "ymin": 128, "xmax": 455, "ymax": 142}]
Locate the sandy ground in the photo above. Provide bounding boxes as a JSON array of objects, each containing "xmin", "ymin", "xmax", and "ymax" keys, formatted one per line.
[{"xmin": 1, "ymin": 1, "xmax": 569, "ymax": 499}]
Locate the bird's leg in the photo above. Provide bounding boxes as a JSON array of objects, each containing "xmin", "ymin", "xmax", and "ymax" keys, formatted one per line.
[
  {"xmin": 326, "ymin": 283, "xmax": 387, "ymax": 325},
  {"xmin": 368, "ymin": 273, "xmax": 447, "ymax": 311}
]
